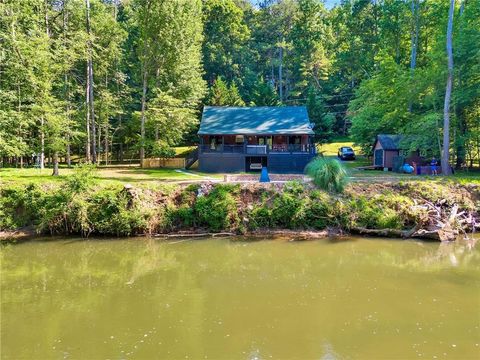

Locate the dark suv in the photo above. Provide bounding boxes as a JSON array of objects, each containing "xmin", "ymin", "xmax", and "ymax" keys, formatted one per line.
[{"xmin": 338, "ymin": 146, "xmax": 356, "ymax": 160}]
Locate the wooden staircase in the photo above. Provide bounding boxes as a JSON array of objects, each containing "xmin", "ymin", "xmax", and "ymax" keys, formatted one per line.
[{"xmin": 185, "ymin": 148, "xmax": 199, "ymax": 169}]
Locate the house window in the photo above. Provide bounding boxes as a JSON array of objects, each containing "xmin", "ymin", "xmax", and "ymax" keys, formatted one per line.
[
  {"xmin": 235, "ymin": 135, "xmax": 244, "ymax": 144},
  {"xmin": 289, "ymin": 136, "xmax": 301, "ymax": 144},
  {"xmin": 210, "ymin": 136, "xmax": 222, "ymax": 150}
]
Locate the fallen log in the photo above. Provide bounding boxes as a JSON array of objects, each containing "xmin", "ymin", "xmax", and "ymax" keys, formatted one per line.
[
  {"xmin": 411, "ymin": 228, "xmax": 457, "ymax": 242},
  {"xmin": 158, "ymin": 232, "xmax": 236, "ymax": 238},
  {"xmin": 350, "ymin": 227, "xmax": 408, "ymax": 238},
  {"xmin": 351, "ymin": 220, "xmax": 459, "ymax": 241}
]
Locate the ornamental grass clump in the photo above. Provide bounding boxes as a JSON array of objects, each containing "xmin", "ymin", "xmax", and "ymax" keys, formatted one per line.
[{"xmin": 306, "ymin": 157, "xmax": 348, "ymax": 193}]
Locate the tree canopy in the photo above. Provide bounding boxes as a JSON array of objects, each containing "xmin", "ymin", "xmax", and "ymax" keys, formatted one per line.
[{"xmin": 0, "ymin": 0, "xmax": 478, "ymax": 170}]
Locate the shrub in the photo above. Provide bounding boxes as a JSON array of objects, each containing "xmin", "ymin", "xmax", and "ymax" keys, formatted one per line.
[
  {"xmin": 64, "ymin": 164, "xmax": 97, "ymax": 193},
  {"xmin": 270, "ymin": 182, "xmax": 308, "ymax": 228},
  {"xmin": 349, "ymin": 197, "xmax": 404, "ymax": 230},
  {"xmin": 170, "ymin": 205, "xmax": 195, "ymax": 228},
  {"xmin": 305, "ymin": 157, "xmax": 348, "ymax": 193},
  {"xmin": 249, "ymin": 205, "xmax": 273, "ymax": 229},
  {"xmin": 194, "ymin": 184, "xmax": 240, "ymax": 231},
  {"xmin": 304, "ymin": 190, "xmax": 331, "ymax": 229}
]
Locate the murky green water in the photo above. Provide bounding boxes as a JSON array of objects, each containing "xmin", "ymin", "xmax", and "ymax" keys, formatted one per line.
[{"xmin": 1, "ymin": 236, "xmax": 479, "ymax": 359}]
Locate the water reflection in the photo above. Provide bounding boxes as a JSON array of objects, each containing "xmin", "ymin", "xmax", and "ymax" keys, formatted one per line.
[{"xmin": 1, "ymin": 236, "xmax": 479, "ymax": 359}]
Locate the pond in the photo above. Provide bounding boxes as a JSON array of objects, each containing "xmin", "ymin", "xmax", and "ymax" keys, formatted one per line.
[{"xmin": 1, "ymin": 236, "xmax": 479, "ymax": 359}]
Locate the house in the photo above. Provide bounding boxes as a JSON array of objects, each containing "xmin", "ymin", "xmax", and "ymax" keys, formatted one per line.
[
  {"xmin": 372, "ymin": 134, "xmax": 403, "ymax": 169},
  {"xmin": 197, "ymin": 106, "xmax": 316, "ymax": 173}
]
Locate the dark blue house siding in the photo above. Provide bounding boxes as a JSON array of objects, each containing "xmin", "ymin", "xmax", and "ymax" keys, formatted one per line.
[
  {"xmin": 267, "ymin": 153, "xmax": 314, "ymax": 173},
  {"xmin": 199, "ymin": 153, "xmax": 245, "ymax": 172},
  {"xmin": 199, "ymin": 153, "xmax": 315, "ymax": 173}
]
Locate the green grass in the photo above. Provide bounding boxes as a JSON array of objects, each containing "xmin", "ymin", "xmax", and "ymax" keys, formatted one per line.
[
  {"xmin": 447, "ymin": 171, "xmax": 480, "ymax": 185},
  {"xmin": 174, "ymin": 146, "xmax": 195, "ymax": 157},
  {"xmin": 0, "ymin": 167, "xmax": 222, "ymax": 186},
  {"xmin": 318, "ymin": 139, "xmax": 480, "ymax": 184},
  {"xmin": 317, "ymin": 154, "xmax": 479, "ymax": 184},
  {"xmin": 317, "ymin": 141, "xmax": 362, "ymax": 156},
  {"xmin": 2, "ymin": 155, "xmax": 478, "ymax": 186}
]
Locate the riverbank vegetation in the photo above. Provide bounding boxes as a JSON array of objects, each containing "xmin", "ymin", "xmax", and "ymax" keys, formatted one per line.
[{"xmin": 1, "ymin": 168, "xmax": 478, "ymax": 240}]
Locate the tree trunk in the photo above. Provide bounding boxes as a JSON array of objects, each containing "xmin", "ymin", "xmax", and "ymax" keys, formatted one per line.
[
  {"xmin": 52, "ymin": 152, "xmax": 59, "ymax": 176},
  {"xmin": 409, "ymin": 0, "xmax": 419, "ymax": 72},
  {"xmin": 408, "ymin": 0, "xmax": 420, "ymax": 112},
  {"xmin": 86, "ymin": 0, "xmax": 96, "ymax": 163},
  {"xmin": 63, "ymin": 6, "xmax": 71, "ymax": 168},
  {"xmin": 278, "ymin": 42, "xmax": 283, "ymax": 102},
  {"xmin": 113, "ymin": 0, "xmax": 122, "ymax": 163},
  {"xmin": 455, "ymin": 0, "xmax": 468, "ymax": 169},
  {"xmin": 394, "ymin": 12, "xmax": 400, "ymax": 64},
  {"xmin": 85, "ymin": 68, "xmax": 91, "ymax": 162},
  {"xmin": 442, "ymin": 0, "xmax": 455, "ymax": 176},
  {"xmin": 40, "ymin": 0, "xmax": 49, "ymax": 171},
  {"xmin": 66, "ymin": 135, "xmax": 71, "ymax": 167},
  {"xmin": 104, "ymin": 122, "xmax": 109, "ymax": 165},
  {"xmin": 140, "ymin": 69, "xmax": 148, "ymax": 166},
  {"xmin": 17, "ymin": 83, "xmax": 23, "ymax": 168},
  {"xmin": 40, "ymin": 116, "xmax": 45, "ymax": 169},
  {"xmin": 98, "ymin": 118, "xmax": 101, "ymax": 163},
  {"xmin": 88, "ymin": 53, "xmax": 97, "ymax": 165}
]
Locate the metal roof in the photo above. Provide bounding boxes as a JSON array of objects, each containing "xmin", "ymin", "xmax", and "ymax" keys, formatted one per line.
[
  {"xmin": 376, "ymin": 134, "xmax": 403, "ymax": 150},
  {"xmin": 198, "ymin": 106, "xmax": 314, "ymax": 135}
]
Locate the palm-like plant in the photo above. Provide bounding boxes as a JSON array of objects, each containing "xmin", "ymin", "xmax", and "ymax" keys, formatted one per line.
[{"xmin": 305, "ymin": 157, "xmax": 348, "ymax": 193}]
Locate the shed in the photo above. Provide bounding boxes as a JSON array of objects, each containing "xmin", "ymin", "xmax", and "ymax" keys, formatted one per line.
[{"xmin": 372, "ymin": 134, "xmax": 403, "ymax": 169}]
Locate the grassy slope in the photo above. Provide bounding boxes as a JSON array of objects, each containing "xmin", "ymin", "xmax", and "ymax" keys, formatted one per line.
[
  {"xmin": 0, "ymin": 167, "xmax": 222, "ymax": 186},
  {"xmin": 321, "ymin": 140, "xmax": 480, "ymax": 184},
  {"xmin": 2, "ymin": 141, "xmax": 478, "ymax": 185},
  {"xmin": 317, "ymin": 141, "xmax": 362, "ymax": 156},
  {"xmin": 1, "ymin": 162, "xmax": 478, "ymax": 185},
  {"xmin": 174, "ymin": 146, "xmax": 196, "ymax": 157}
]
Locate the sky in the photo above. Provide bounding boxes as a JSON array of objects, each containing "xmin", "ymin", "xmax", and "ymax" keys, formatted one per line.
[{"xmin": 250, "ymin": 0, "xmax": 341, "ymax": 9}]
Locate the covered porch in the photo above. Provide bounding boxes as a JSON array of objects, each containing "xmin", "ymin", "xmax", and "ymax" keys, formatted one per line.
[{"xmin": 199, "ymin": 135, "xmax": 316, "ymax": 155}]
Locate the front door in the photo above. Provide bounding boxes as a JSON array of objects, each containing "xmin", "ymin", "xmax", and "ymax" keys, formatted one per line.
[{"xmin": 374, "ymin": 149, "xmax": 384, "ymax": 166}]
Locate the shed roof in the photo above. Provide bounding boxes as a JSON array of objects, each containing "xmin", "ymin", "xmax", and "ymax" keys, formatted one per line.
[
  {"xmin": 375, "ymin": 134, "xmax": 403, "ymax": 150},
  {"xmin": 198, "ymin": 106, "xmax": 314, "ymax": 135}
]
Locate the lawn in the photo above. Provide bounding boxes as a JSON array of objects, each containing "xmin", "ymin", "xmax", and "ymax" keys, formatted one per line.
[
  {"xmin": 0, "ymin": 166, "xmax": 222, "ymax": 186},
  {"xmin": 317, "ymin": 140, "xmax": 362, "ymax": 156},
  {"xmin": 332, "ymin": 156, "xmax": 480, "ymax": 184},
  {"xmin": 318, "ymin": 139, "xmax": 480, "ymax": 184},
  {"xmin": 174, "ymin": 146, "xmax": 196, "ymax": 157}
]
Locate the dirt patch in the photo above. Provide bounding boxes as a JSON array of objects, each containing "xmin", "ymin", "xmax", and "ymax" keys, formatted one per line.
[{"xmin": 224, "ymin": 174, "xmax": 307, "ymax": 182}]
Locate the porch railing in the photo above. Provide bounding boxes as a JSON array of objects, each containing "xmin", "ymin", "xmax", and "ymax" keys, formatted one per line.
[
  {"xmin": 199, "ymin": 143, "xmax": 316, "ymax": 155},
  {"xmin": 270, "ymin": 144, "xmax": 314, "ymax": 153},
  {"xmin": 246, "ymin": 145, "xmax": 267, "ymax": 155},
  {"xmin": 200, "ymin": 145, "xmax": 244, "ymax": 153}
]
